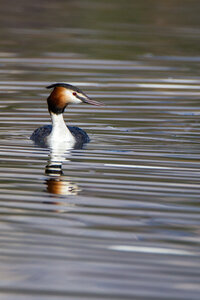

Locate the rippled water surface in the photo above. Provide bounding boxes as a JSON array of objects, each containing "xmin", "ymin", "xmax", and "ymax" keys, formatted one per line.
[{"xmin": 0, "ymin": 1, "xmax": 200, "ymax": 299}]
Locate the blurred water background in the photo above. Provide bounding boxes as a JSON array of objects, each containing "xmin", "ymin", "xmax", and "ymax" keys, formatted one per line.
[{"xmin": 0, "ymin": 0, "xmax": 200, "ymax": 299}]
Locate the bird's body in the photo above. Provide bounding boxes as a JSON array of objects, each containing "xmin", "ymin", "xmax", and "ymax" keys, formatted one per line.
[
  {"xmin": 30, "ymin": 83, "xmax": 101, "ymax": 148},
  {"xmin": 31, "ymin": 124, "xmax": 90, "ymax": 148}
]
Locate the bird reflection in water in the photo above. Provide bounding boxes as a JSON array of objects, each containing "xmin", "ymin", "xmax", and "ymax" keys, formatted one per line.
[
  {"xmin": 45, "ymin": 154, "xmax": 80, "ymax": 196},
  {"xmin": 44, "ymin": 134, "xmax": 82, "ymax": 198},
  {"xmin": 34, "ymin": 135, "xmax": 84, "ymax": 212}
]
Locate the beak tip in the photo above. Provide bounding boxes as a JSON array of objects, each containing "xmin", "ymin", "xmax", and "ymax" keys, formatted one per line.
[{"xmin": 84, "ymin": 97, "xmax": 104, "ymax": 106}]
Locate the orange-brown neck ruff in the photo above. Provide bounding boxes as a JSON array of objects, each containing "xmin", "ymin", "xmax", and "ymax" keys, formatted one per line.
[{"xmin": 47, "ymin": 87, "xmax": 68, "ymax": 114}]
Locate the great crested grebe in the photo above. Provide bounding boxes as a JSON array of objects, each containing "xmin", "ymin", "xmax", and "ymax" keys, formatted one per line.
[{"xmin": 30, "ymin": 83, "xmax": 102, "ymax": 147}]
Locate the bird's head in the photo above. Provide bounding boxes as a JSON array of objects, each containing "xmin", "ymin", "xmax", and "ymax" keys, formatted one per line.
[{"xmin": 46, "ymin": 83, "xmax": 102, "ymax": 114}]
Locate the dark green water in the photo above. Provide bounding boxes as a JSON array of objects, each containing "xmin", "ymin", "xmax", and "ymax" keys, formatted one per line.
[{"xmin": 0, "ymin": 1, "xmax": 200, "ymax": 299}]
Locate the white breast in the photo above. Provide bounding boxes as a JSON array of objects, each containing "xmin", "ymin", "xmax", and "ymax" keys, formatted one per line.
[{"xmin": 47, "ymin": 113, "xmax": 75, "ymax": 145}]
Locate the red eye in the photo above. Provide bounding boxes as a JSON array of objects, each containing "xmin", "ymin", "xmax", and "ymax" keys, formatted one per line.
[{"xmin": 73, "ymin": 92, "xmax": 77, "ymax": 96}]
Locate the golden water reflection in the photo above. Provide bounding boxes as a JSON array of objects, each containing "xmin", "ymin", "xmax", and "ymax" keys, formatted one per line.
[{"xmin": 45, "ymin": 162, "xmax": 80, "ymax": 196}]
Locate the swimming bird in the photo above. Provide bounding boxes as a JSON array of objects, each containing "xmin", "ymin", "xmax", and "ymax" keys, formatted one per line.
[{"xmin": 30, "ymin": 83, "xmax": 102, "ymax": 148}]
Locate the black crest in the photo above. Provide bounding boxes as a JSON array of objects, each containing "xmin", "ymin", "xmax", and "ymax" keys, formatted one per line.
[{"xmin": 46, "ymin": 83, "xmax": 83, "ymax": 94}]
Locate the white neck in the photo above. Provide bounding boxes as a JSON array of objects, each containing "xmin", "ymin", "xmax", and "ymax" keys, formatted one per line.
[{"xmin": 47, "ymin": 113, "xmax": 75, "ymax": 145}]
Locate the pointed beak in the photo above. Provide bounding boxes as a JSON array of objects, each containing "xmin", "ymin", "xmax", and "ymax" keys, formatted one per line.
[{"xmin": 77, "ymin": 95, "xmax": 103, "ymax": 106}]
